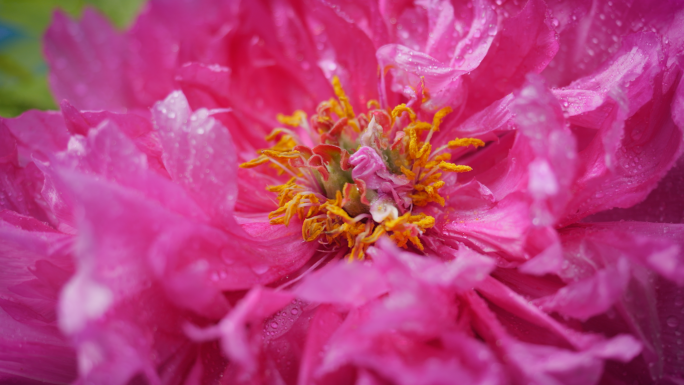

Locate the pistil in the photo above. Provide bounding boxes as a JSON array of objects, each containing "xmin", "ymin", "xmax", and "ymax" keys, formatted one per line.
[{"xmin": 240, "ymin": 77, "xmax": 484, "ymax": 259}]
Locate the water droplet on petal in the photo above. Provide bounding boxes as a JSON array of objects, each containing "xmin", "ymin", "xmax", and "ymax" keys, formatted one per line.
[{"xmin": 667, "ymin": 317, "xmax": 679, "ymax": 328}]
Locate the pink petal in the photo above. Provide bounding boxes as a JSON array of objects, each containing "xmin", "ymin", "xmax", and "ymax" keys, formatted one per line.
[
  {"xmin": 558, "ymin": 32, "xmax": 683, "ymax": 225},
  {"xmin": 560, "ymin": 223, "xmax": 684, "ymax": 285},
  {"xmin": 293, "ymin": 259, "xmax": 388, "ymax": 307},
  {"xmin": 466, "ymin": 290, "xmax": 642, "ymax": 385},
  {"xmin": 297, "ymin": 305, "xmax": 350, "ymax": 385},
  {"xmin": 152, "ymin": 91, "xmax": 238, "ymax": 224},
  {"xmin": 376, "ymin": 44, "xmax": 467, "ymax": 110},
  {"xmin": 319, "ymin": 303, "xmax": 504, "ymax": 385},
  {"xmin": 376, "ymin": 0, "xmax": 497, "ymax": 111},
  {"xmin": 585, "ymin": 149, "xmax": 684, "ymax": 224},
  {"xmin": 440, "ymin": 183, "xmax": 532, "ymax": 260},
  {"xmin": 465, "ymin": 0, "xmax": 559, "ymax": 113},
  {"xmin": 305, "ymin": 0, "xmax": 379, "ymax": 111},
  {"xmin": 190, "ymin": 287, "xmax": 294, "ymax": 376},
  {"xmin": 433, "ymin": 93, "xmax": 513, "ymax": 146},
  {"xmin": 510, "ymin": 74, "xmax": 578, "ymax": 226},
  {"xmin": 533, "ymin": 258, "xmax": 632, "ymax": 321},
  {"xmin": 0, "ymin": 221, "xmax": 76, "ymax": 384},
  {"xmin": 543, "ymin": 0, "xmax": 682, "ymax": 87},
  {"xmin": 44, "ymin": 9, "xmax": 130, "ymax": 111},
  {"xmin": 59, "ymin": 100, "xmax": 167, "ymax": 177},
  {"xmin": 476, "ymin": 276, "xmax": 601, "ymax": 350},
  {"xmin": 3, "ymin": 110, "xmax": 69, "ymax": 158}
]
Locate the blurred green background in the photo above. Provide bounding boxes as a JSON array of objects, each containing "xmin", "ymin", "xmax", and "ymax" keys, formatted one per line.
[{"xmin": 0, "ymin": 0, "xmax": 145, "ymax": 117}]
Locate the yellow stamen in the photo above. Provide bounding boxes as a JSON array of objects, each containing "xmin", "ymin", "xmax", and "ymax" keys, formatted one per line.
[
  {"xmin": 242, "ymin": 76, "xmax": 486, "ymax": 259},
  {"xmin": 367, "ymin": 100, "xmax": 381, "ymax": 110},
  {"xmin": 332, "ymin": 76, "xmax": 356, "ymax": 120},
  {"xmin": 277, "ymin": 110, "xmax": 307, "ymax": 127},
  {"xmin": 239, "ymin": 156, "xmax": 270, "ymax": 168},
  {"xmin": 420, "ymin": 76, "xmax": 430, "ymax": 104},
  {"xmin": 438, "ymin": 162, "xmax": 473, "ymax": 173},
  {"xmin": 448, "ymin": 138, "xmax": 486, "ymax": 148},
  {"xmin": 431, "ymin": 106, "xmax": 453, "ymax": 133},
  {"xmin": 391, "ymin": 104, "xmax": 416, "ymax": 123},
  {"xmin": 400, "ymin": 166, "xmax": 416, "ymax": 179}
]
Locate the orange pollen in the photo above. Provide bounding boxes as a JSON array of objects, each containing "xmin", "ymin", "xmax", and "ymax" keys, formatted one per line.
[{"xmin": 239, "ymin": 76, "xmax": 484, "ymax": 260}]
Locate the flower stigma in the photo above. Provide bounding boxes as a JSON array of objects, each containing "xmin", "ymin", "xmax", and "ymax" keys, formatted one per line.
[{"xmin": 240, "ymin": 77, "xmax": 484, "ymax": 260}]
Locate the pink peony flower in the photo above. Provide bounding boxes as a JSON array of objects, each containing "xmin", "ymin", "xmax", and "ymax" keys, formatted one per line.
[{"xmin": 2, "ymin": 0, "xmax": 684, "ymax": 384}]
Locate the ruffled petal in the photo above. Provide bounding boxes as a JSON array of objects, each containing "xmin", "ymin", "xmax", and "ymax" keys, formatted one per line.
[
  {"xmin": 440, "ymin": 182, "xmax": 532, "ymax": 260},
  {"xmin": 376, "ymin": 0, "xmax": 497, "ymax": 111},
  {"xmin": 465, "ymin": 0, "xmax": 559, "ymax": 113},
  {"xmin": 544, "ymin": 0, "xmax": 683, "ymax": 87},
  {"xmin": 533, "ymin": 258, "xmax": 632, "ymax": 321},
  {"xmin": 560, "ymin": 222, "xmax": 684, "ymax": 285},
  {"xmin": 303, "ymin": 0, "xmax": 379, "ymax": 110},
  {"xmin": 585, "ymin": 155, "xmax": 684, "ymax": 223},
  {"xmin": 509, "ymin": 74, "xmax": 578, "ymax": 226},
  {"xmin": 0, "ymin": 221, "xmax": 76, "ymax": 384},
  {"xmin": 44, "ymin": 9, "xmax": 130, "ymax": 111},
  {"xmin": 293, "ymin": 259, "xmax": 388, "ymax": 307},
  {"xmin": 466, "ymin": 289, "xmax": 641, "ymax": 385},
  {"xmin": 557, "ymin": 32, "xmax": 684, "ymax": 225},
  {"xmin": 152, "ymin": 91, "xmax": 238, "ymax": 224},
  {"xmin": 187, "ymin": 287, "xmax": 294, "ymax": 378}
]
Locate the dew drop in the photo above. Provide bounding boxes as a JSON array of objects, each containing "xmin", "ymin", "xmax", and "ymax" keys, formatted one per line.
[{"xmin": 667, "ymin": 317, "xmax": 679, "ymax": 328}]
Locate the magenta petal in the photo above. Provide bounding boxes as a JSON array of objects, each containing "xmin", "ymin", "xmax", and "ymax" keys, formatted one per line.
[
  {"xmin": 298, "ymin": 304, "xmax": 349, "ymax": 385},
  {"xmin": 56, "ymin": 176, "xmax": 187, "ymax": 383},
  {"xmin": 448, "ymin": 0, "xmax": 497, "ymax": 71},
  {"xmin": 510, "ymin": 74, "xmax": 578, "ymax": 226},
  {"xmin": 561, "ymin": 223, "xmax": 684, "ymax": 285},
  {"xmin": 476, "ymin": 276, "xmax": 600, "ymax": 350},
  {"xmin": 319, "ymin": 304, "xmax": 504, "ymax": 385},
  {"xmin": 533, "ymin": 258, "xmax": 632, "ymax": 321},
  {"xmin": 374, "ymin": 238, "xmax": 495, "ymax": 292},
  {"xmin": 59, "ymin": 100, "xmax": 165, "ymax": 176},
  {"xmin": 0, "ymin": 221, "xmax": 76, "ymax": 384},
  {"xmin": 377, "ymin": 44, "xmax": 466, "ymax": 110},
  {"xmin": 441, "ymin": 184, "xmax": 532, "ymax": 260},
  {"xmin": 377, "ymin": 0, "xmax": 498, "ymax": 111},
  {"xmin": 466, "ymin": 0, "xmax": 558, "ymax": 113},
  {"xmin": 559, "ymin": 33, "xmax": 683, "ymax": 224},
  {"xmin": 293, "ymin": 259, "xmax": 388, "ymax": 307},
  {"xmin": 206, "ymin": 287, "xmax": 293, "ymax": 375},
  {"xmin": 0, "ymin": 161, "xmax": 52, "ymax": 227},
  {"xmin": 152, "ymin": 91, "xmax": 238, "ymax": 223},
  {"xmin": 544, "ymin": 0, "xmax": 682, "ymax": 87},
  {"xmin": 467, "ymin": 290, "xmax": 641, "ymax": 385},
  {"xmin": 433, "ymin": 94, "xmax": 513, "ymax": 146},
  {"xmin": 2, "ymin": 111, "xmax": 77, "ymax": 231},
  {"xmin": 176, "ymin": 62, "xmax": 231, "ymax": 109},
  {"xmin": 305, "ymin": 0, "xmax": 379, "ymax": 110},
  {"xmin": 4, "ymin": 110, "xmax": 69, "ymax": 158},
  {"xmin": 45, "ymin": 9, "xmax": 129, "ymax": 111},
  {"xmin": 519, "ymin": 238, "xmax": 564, "ymax": 276}
]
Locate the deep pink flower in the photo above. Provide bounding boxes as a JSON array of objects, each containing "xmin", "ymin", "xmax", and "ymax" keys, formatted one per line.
[{"xmin": 1, "ymin": 0, "xmax": 684, "ymax": 384}]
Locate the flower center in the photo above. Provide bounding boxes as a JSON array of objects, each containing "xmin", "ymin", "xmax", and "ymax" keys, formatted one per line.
[{"xmin": 240, "ymin": 77, "xmax": 484, "ymax": 260}]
